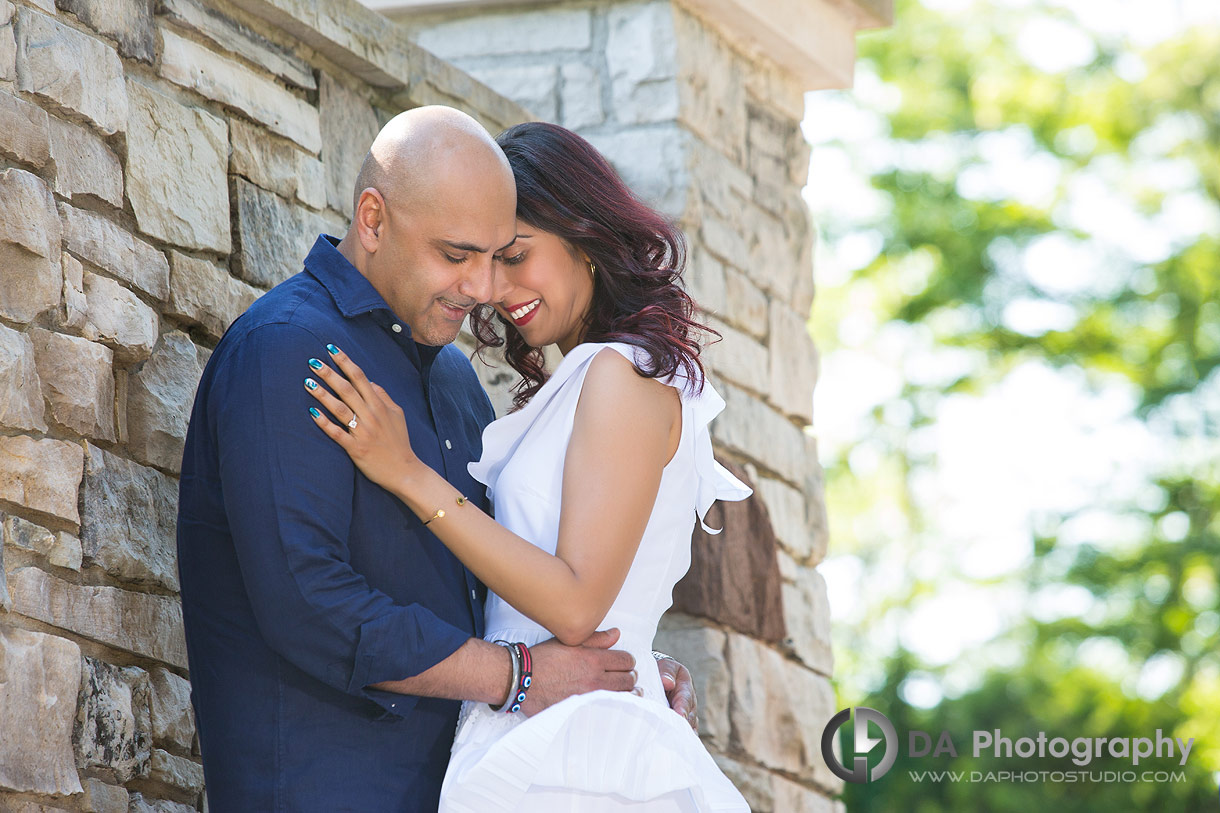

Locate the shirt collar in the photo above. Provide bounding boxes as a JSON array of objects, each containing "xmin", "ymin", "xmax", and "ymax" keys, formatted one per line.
[{"xmin": 303, "ymin": 234, "xmax": 400, "ymax": 322}]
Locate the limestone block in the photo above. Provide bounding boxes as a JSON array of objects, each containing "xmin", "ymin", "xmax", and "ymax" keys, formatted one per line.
[
  {"xmin": 559, "ymin": 62, "xmax": 602, "ymax": 129},
  {"xmin": 586, "ymin": 125, "xmax": 688, "ymax": 218},
  {"xmin": 82, "ymin": 272, "xmax": 159, "ymax": 363},
  {"xmin": 319, "ymin": 73, "xmax": 380, "ymax": 218},
  {"xmin": 0, "ymin": 167, "xmax": 61, "ymax": 259},
  {"xmin": 148, "ymin": 668, "xmax": 193, "ymax": 753},
  {"xmin": 0, "ymin": 627, "xmax": 83, "ymax": 795},
  {"xmin": 606, "ymin": 2, "xmax": 679, "ymax": 126},
  {"xmin": 685, "ymin": 241, "xmax": 726, "ymax": 316},
  {"xmin": 769, "ymin": 302, "xmax": 817, "ymax": 424},
  {"xmin": 772, "ymin": 775, "xmax": 837, "ymax": 813},
  {"xmin": 61, "ymin": 252, "xmax": 88, "ymax": 332},
  {"xmin": 134, "ymin": 240, "xmax": 171, "ymax": 303},
  {"xmin": 723, "ymin": 268, "xmax": 768, "ymax": 340},
  {"xmin": 752, "ymin": 475, "xmax": 812, "ymax": 562},
  {"xmin": 710, "ymin": 753, "xmax": 774, "ymax": 813},
  {"xmin": 128, "ymin": 793, "xmax": 198, "ymax": 813},
  {"xmin": 726, "ymin": 634, "xmax": 838, "ymax": 790},
  {"xmin": 48, "ymin": 115, "xmax": 123, "ymax": 206},
  {"xmin": 701, "ymin": 211, "xmax": 749, "ymax": 272},
  {"xmin": 82, "ymin": 445, "xmax": 179, "ymax": 590},
  {"xmin": 704, "ymin": 316, "xmax": 769, "ymax": 396},
  {"xmin": 467, "ymin": 64, "xmax": 557, "ymax": 123},
  {"xmin": 0, "ymin": 544, "xmax": 8, "ymax": 611},
  {"xmin": 7, "ymin": 566, "xmax": 188, "ymax": 667},
  {"xmin": 160, "ymin": 26, "xmax": 320, "ymax": 153},
  {"xmin": 234, "ymin": 178, "xmax": 324, "ymax": 287},
  {"xmin": 414, "ymin": 7, "xmax": 591, "ymax": 60},
  {"xmin": 230, "ymin": 116, "xmax": 321, "ymax": 209},
  {"xmin": 743, "ymin": 204, "xmax": 799, "ymax": 295},
  {"xmin": 0, "ymin": 89, "xmax": 50, "ymax": 166},
  {"xmin": 15, "ymin": 8, "xmax": 127, "ymax": 136},
  {"xmin": 653, "ymin": 615, "xmax": 730, "ymax": 749},
  {"xmin": 297, "ymin": 152, "xmax": 326, "ymax": 210},
  {"xmin": 781, "ymin": 568, "xmax": 834, "ymax": 676},
  {"xmin": 59, "ymin": 202, "xmax": 132, "ymax": 281},
  {"xmin": 75, "ymin": 656, "xmax": 151, "ymax": 783},
  {"xmin": 80, "ymin": 777, "xmax": 130, "ymax": 813},
  {"xmin": 1, "ymin": 239, "xmax": 67, "ymax": 327},
  {"xmin": 160, "ymin": 0, "xmax": 314, "ymax": 90},
  {"xmin": 805, "ymin": 450, "xmax": 829, "ymax": 565},
  {"xmin": 689, "ymin": 139, "xmax": 753, "ymax": 221},
  {"xmin": 127, "ymin": 331, "xmax": 202, "ymax": 473},
  {"xmin": 0, "ymin": 0, "xmax": 14, "ymax": 80},
  {"xmin": 711, "ymin": 380, "xmax": 809, "ymax": 487},
  {"xmin": 0, "ymin": 436, "xmax": 84, "ymax": 525},
  {"xmin": 0, "ymin": 800, "xmax": 75, "ymax": 812},
  {"xmin": 145, "ymin": 749, "xmax": 204, "ymax": 798},
  {"xmin": 126, "ymin": 79, "xmax": 230, "ymax": 253},
  {"xmin": 166, "ymin": 252, "xmax": 259, "ymax": 340},
  {"xmin": 674, "ymin": 8, "xmax": 746, "ymax": 161},
  {"xmin": 3, "ymin": 514, "xmax": 83, "ymax": 571},
  {"xmin": 31, "ymin": 328, "xmax": 116, "ymax": 441},
  {"xmin": 674, "ymin": 461, "xmax": 786, "ymax": 643},
  {"xmin": 55, "ymin": 0, "xmax": 155, "ymax": 61},
  {"xmin": 0, "ymin": 323, "xmax": 48, "ymax": 433}
]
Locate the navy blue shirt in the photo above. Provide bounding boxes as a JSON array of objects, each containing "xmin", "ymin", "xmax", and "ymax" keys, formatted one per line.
[{"xmin": 178, "ymin": 235, "xmax": 493, "ymax": 811}]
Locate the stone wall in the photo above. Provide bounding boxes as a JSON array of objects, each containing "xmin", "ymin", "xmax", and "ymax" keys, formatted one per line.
[
  {"xmin": 403, "ymin": 3, "xmax": 837, "ymax": 810},
  {"xmin": 0, "ymin": 0, "xmax": 529, "ymax": 807}
]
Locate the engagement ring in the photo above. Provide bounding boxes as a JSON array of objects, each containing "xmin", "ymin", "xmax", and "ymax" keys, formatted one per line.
[{"xmin": 347, "ymin": 416, "xmax": 358, "ymax": 430}]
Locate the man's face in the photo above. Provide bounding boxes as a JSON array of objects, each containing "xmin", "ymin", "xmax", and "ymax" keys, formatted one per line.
[{"xmin": 366, "ymin": 172, "xmax": 517, "ymax": 346}]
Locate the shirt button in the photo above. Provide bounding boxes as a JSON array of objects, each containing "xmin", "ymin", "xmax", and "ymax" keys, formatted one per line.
[
  {"xmin": 445, "ymin": 439, "xmax": 452, "ymax": 450},
  {"xmin": 390, "ymin": 703, "xmax": 396, "ymax": 709},
  {"xmin": 391, "ymin": 324, "xmax": 402, "ymax": 333}
]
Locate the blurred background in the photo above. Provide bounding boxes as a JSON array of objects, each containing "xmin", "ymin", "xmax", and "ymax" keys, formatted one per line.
[{"xmin": 804, "ymin": 0, "xmax": 1220, "ymax": 807}]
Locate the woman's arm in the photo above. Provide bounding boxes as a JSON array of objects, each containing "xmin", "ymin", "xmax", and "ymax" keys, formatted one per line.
[{"xmin": 306, "ymin": 346, "xmax": 681, "ymax": 646}]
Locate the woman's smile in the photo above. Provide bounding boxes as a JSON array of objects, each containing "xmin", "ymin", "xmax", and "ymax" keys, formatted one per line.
[{"xmin": 506, "ymin": 298, "xmax": 542, "ymax": 326}]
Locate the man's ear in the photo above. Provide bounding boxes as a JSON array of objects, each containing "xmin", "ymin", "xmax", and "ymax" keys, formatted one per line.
[{"xmin": 355, "ymin": 187, "xmax": 385, "ymax": 253}]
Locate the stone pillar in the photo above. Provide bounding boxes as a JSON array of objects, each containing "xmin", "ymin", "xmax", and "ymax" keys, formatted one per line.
[{"xmin": 372, "ymin": 1, "xmax": 891, "ymax": 808}]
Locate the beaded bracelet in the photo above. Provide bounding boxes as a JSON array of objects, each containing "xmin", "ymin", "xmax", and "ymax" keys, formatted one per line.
[{"xmin": 508, "ymin": 642, "xmax": 532, "ymax": 714}]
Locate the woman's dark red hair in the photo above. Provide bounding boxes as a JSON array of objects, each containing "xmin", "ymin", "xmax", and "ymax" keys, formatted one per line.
[{"xmin": 471, "ymin": 121, "xmax": 716, "ymax": 410}]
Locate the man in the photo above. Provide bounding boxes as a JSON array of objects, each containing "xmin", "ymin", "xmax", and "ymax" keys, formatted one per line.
[{"xmin": 177, "ymin": 106, "xmax": 694, "ymax": 811}]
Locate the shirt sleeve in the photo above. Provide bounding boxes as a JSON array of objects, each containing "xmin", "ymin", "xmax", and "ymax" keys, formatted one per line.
[{"xmin": 210, "ymin": 321, "xmax": 472, "ymax": 718}]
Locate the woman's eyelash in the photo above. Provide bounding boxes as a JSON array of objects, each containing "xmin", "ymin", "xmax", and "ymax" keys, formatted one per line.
[{"xmin": 499, "ymin": 254, "xmax": 525, "ymax": 265}]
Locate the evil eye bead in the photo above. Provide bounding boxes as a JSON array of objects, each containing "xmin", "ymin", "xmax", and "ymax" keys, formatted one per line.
[
  {"xmin": 522, "ymin": 676, "xmax": 532, "ymax": 689},
  {"xmin": 516, "ymin": 691, "xmax": 527, "ymax": 703},
  {"xmin": 509, "ymin": 703, "xmax": 521, "ymax": 714}
]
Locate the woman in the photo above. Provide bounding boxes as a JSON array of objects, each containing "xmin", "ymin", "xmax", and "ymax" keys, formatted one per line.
[{"xmin": 305, "ymin": 122, "xmax": 750, "ymax": 811}]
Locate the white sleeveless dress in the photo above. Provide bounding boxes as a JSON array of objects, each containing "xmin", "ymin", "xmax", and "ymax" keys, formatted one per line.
[{"xmin": 438, "ymin": 342, "xmax": 752, "ymax": 813}]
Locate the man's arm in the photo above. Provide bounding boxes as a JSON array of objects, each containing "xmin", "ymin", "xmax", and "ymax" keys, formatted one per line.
[
  {"xmin": 212, "ymin": 323, "xmax": 634, "ymax": 715},
  {"xmin": 372, "ymin": 629, "xmax": 637, "ymax": 714}
]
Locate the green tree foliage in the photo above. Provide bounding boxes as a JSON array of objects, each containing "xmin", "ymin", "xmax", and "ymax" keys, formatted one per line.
[{"xmin": 809, "ymin": 0, "xmax": 1220, "ymax": 807}]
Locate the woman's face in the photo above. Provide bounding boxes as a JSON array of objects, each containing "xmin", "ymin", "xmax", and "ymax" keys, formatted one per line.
[{"xmin": 492, "ymin": 220, "xmax": 595, "ymax": 354}]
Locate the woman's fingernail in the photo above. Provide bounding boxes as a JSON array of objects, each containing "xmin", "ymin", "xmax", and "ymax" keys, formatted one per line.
[
  {"xmin": 308, "ymin": 358, "xmax": 323, "ymax": 370},
  {"xmin": 309, "ymin": 407, "xmax": 321, "ymax": 419},
  {"xmin": 327, "ymin": 344, "xmax": 339, "ymax": 355},
  {"xmin": 305, "ymin": 378, "xmax": 318, "ymax": 390}
]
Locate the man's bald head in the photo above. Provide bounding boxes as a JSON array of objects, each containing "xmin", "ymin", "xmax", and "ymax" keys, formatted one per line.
[
  {"xmin": 338, "ymin": 105, "xmax": 518, "ymax": 346},
  {"xmin": 352, "ymin": 105, "xmax": 512, "ymax": 215}
]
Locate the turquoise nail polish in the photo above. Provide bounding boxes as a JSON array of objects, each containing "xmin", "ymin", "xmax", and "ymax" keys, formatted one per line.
[
  {"xmin": 309, "ymin": 407, "xmax": 321, "ymax": 418},
  {"xmin": 308, "ymin": 358, "xmax": 323, "ymax": 370},
  {"xmin": 305, "ymin": 378, "xmax": 318, "ymax": 390},
  {"xmin": 327, "ymin": 344, "xmax": 339, "ymax": 355}
]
